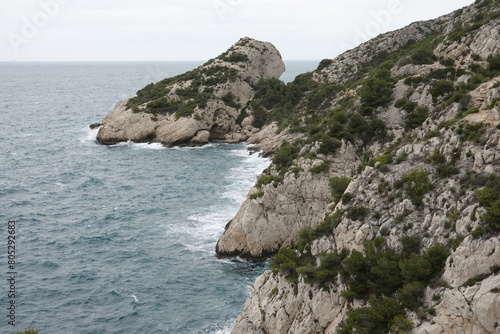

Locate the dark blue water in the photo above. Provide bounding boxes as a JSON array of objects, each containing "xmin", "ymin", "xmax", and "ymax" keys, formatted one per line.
[{"xmin": 0, "ymin": 60, "xmax": 317, "ymax": 333}]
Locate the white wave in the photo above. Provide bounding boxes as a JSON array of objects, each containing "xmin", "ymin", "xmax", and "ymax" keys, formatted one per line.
[
  {"xmin": 110, "ymin": 140, "xmax": 166, "ymax": 150},
  {"xmin": 223, "ymin": 145, "xmax": 270, "ymax": 202},
  {"xmin": 169, "ymin": 143, "xmax": 217, "ymax": 150},
  {"xmin": 187, "ymin": 210, "xmax": 233, "ymax": 239},
  {"xmin": 80, "ymin": 127, "xmax": 100, "ymax": 144},
  {"xmin": 212, "ymin": 319, "xmax": 235, "ymax": 334},
  {"xmin": 169, "ymin": 143, "xmax": 270, "ymax": 255},
  {"xmin": 221, "ymin": 188, "xmax": 247, "ymax": 204},
  {"xmin": 131, "ymin": 295, "xmax": 139, "ymax": 303}
]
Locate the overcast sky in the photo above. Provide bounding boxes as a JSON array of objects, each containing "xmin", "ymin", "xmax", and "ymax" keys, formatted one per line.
[{"xmin": 0, "ymin": 0, "xmax": 474, "ymax": 62}]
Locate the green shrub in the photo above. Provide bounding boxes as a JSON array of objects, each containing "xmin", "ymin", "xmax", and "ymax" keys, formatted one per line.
[
  {"xmin": 272, "ymin": 142, "xmax": 300, "ymax": 173},
  {"xmin": 297, "ymin": 250, "xmax": 348, "ymax": 289},
  {"xmin": 270, "ymin": 247, "xmax": 300, "ymax": 282},
  {"xmin": 347, "ymin": 113, "xmax": 369, "ymax": 135},
  {"xmin": 400, "ymin": 235, "xmax": 422, "ymax": 259},
  {"xmin": 222, "ymin": 52, "xmax": 249, "ymax": 63},
  {"xmin": 249, "ymin": 191, "xmax": 264, "ymax": 199},
  {"xmin": 342, "ymin": 192, "xmax": 354, "ymax": 204},
  {"xmin": 411, "ymin": 45, "xmax": 437, "ymax": 65},
  {"xmin": 339, "ymin": 296, "xmax": 405, "ymax": 334},
  {"xmin": 255, "ymin": 174, "xmax": 284, "ymax": 188},
  {"xmin": 430, "ymin": 80, "xmax": 454, "ymax": 98},
  {"xmin": 360, "ymin": 67, "xmax": 394, "ymax": 114},
  {"xmin": 395, "ymin": 98, "xmax": 417, "ymax": 112},
  {"xmin": 435, "ymin": 164, "xmax": 460, "ymax": 178},
  {"xmin": 482, "ymin": 199, "xmax": 500, "ymax": 231},
  {"xmin": 306, "ymin": 84, "xmax": 337, "ymax": 110},
  {"xmin": 429, "ymin": 149, "xmax": 459, "ymax": 178},
  {"xmin": 399, "ymin": 246, "xmax": 448, "ymax": 285},
  {"xmin": 318, "ymin": 135, "xmax": 342, "ymax": 154},
  {"xmin": 251, "ymin": 106, "xmax": 268, "ymax": 128},
  {"xmin": 429, "ymin": 149, "xmax": 446, "ymax": 164},
  {"xmin": 317, "ymin": 58, "xmax": 333, "ymax": 71},
  {"xmin": 296, "ymin": 227, "xmax": 316, "ymax": 252},
  {"xmin": 395, "ymin": 153, "xmax": 409, "ymax": 164},
  {"xmin": 398, "ymin": 281, "xmax": 426, "ymax": 310},
  {"xmin": 475, "ymin": 174, "xmax": 500, "ymax": 231},
  {"xmin": 405, "ymin": 106, "xmax": 429, "ymax": 130},
  {"xmin": 368, "ymin": 153, "xmax": 395, "ymax": 167},
  {"xmin": 329, "ymin": 176, "xmax": 351, "ymax": 202},
  {"xmin": 396, "ymin": 170, "xmax": 433, "ymax": 206},
  {"xmin": 346, "ymin": 206, "xmax": 369, "ymax": 221},
  {"xmin": 455, "ymin": 122, "xmax": 486, "ymax": 142},
  {"xmin": 310, "ymin": 161, "xmax": 331, "ymax": 174},
  {"xmin": 221, "ymin": 91, "xmax": 240, "ymax": 109},
  {"xmin": 488, "ymin": 53, "xmax": 500, "ymax": 73},
  {"xmin": 389, "ymin": 315, "xmax": 414, "ymax": 334},
  {"xmin": 341, "ymin": 249, "xmax": 372, "ymax": 296},
  {"xmin": 423, "ymin": 243, "xmax": 450, "ymax": 280},
  {"xmin": 313, "ymin": 210, "xmax": 344, "ymax": 237},
  {"xmin": 342, "ymin": 238, "xmax": 403, "ymax": 297}
]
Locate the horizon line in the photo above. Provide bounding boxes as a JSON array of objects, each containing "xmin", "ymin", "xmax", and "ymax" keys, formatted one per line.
[{"xmin": 0, "ymin": 59, "xmax": 321, "ymax": 63}]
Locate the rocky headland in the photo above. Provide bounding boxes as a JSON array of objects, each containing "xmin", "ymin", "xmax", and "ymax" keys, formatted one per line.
[
  {"xmin": 94, "ymin": 0, "xmax": 500, "ymax": 332},
  {"xmin": 96, "ymin": 37, "xmax": 285, "ymax": 147}
]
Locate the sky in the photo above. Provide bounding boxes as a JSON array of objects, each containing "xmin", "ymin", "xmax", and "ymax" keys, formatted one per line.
[{"xmin": 0, "ymin": 0, "xmax": 475, "ymax": 62}]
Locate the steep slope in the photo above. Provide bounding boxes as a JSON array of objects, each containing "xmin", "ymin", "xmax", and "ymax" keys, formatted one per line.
[
  {"xmin": 219, "ymin": 0, "xmax": 500, "ymax": 333},
  {"xmin": 95, "ymin": 37, "xmax": 285, "ymax": 146}
]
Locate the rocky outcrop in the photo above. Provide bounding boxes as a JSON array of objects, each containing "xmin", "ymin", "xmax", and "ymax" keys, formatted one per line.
[
  {"xmin": 96, "ymin": 37, "xmax": 285, "ymax": 146},
  {"xmin": 216, "ymin": 141, "xmax": 360, "ymax": 259},
  {"xmin": 233, "ymin": 271, "xmax": 349, "ymax": 334}
]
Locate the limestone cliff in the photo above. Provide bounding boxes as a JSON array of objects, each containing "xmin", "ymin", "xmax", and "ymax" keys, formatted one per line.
[
  {"xmin": 95, "ymin": 37, "xmax": 285, "ymax": 146},
  {"xmin": 219, "ymin": 0, "xmax": 500, "ymax": 333}
]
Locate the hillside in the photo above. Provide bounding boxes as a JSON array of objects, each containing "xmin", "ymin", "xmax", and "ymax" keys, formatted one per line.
[{"xmin": 218, "ymin": 0, "xmax": 500, "ymax": 333}]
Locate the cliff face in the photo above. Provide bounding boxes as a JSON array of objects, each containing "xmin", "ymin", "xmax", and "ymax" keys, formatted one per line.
[
  {"xmin": 222, "ymin": 0, "xmax": 500, "ymax": 333},
  {"xmin": 96, "ymin": 37, "xmax": 285, "ymax": 146},
  {"xmin": 216, "ymin": 142, "xmax": 360, "ymax": 259}
]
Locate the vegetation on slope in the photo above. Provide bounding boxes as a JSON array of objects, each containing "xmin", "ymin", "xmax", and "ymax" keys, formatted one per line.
[
  {"xmin": 260, "ymin": 1, "xmax": 500, "ymax": 332},
  {"xmin": 124, "ymin": 40, "xmax": 252, "ymax": 118}
]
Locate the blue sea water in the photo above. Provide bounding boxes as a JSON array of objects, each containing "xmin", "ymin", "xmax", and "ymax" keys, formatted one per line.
[{"xmin": 0, "ymin": 60, "xmax": 318, "ymax": 333}]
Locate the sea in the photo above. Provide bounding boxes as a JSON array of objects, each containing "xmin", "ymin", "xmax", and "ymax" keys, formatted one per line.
[{"xmin": 0, "ymin": 60, "xmax": 318, "ymax": 334}]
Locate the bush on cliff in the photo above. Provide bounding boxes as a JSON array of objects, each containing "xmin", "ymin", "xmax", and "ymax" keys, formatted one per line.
[
  {"xmin": 394, "ymin": 170, "xmax": 433, "ymax": 207},
  {"xmin": 329, "ymin": 176, "xmax": 351, "ymax": 202},
  {"xmin": 405, "ymin": 106, "xmax": 429, "ymax": 130},
  {"xmin": 410, "ymin": 44, "xmax": 437, "ymax": 65},
  {"xmin": 359, "ymin": 67, "xmax": 394, "ymax": 114},
  {"xmin": 272, "ymin": 142, "xmax": 300, "ymax": 174},
  {"xmin": 339, "ymin": 296, "xmax": 405, "ymax": 334},
  {"xmin": 475, "ymin": 173, "xmax": 500, "ymax": 231}
]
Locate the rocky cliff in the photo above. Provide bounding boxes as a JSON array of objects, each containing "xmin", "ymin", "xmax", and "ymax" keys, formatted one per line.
[
  {"xmin": 95, "ymin": 37, "xmax": 285, "ymax": 146},
  {"xmin": 219, "ymin": 0, "xmax": 499, "ymax": 333}
]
